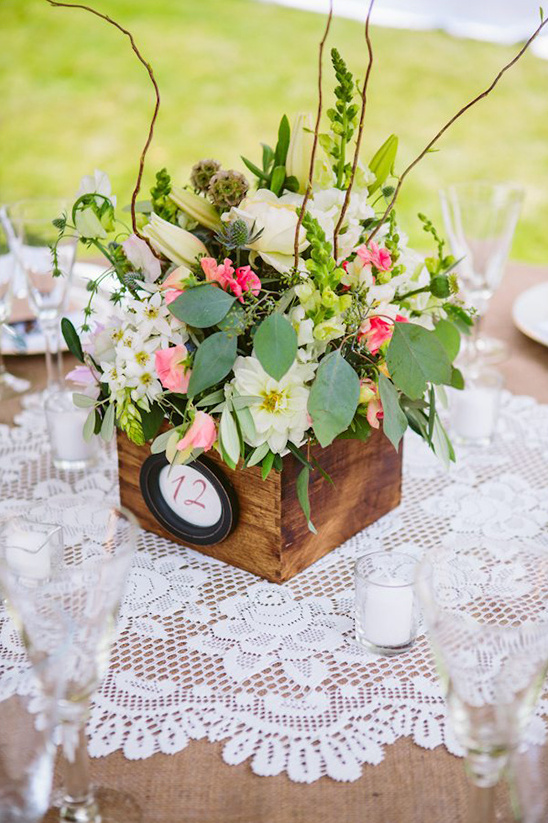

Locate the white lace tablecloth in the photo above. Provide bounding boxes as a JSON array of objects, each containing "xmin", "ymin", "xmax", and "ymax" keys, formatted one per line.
[{"xmin": 1, "ymin": 391, "xmax": 548, "ymax": 783}]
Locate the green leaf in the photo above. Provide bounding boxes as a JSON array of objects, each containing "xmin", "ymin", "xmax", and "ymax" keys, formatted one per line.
[
  {"xmin": 139, "ymin": 402, "xmax": 165, "ymax": 441},
  {"xmin": 336, "ymin": 414, "xmax": 371, "ymax": 443},
  {"xmin": 378, "ymin": 374, "xmax": 408, "ymax": 451},
  {"xmin": 443, "ymin": 303, "xmax": 473, "ymax": 335},
  {"xmin": 254, "ymin": 314, "xmax": 297, "ymax": 381},
  {"xmin": 219, "ymin": 407, "xmax": 240, "ymax": 466},
  {"xmin": 246, "ymin": 442, "xmax": 270, "ymax": 468},
  {"xmin": 231, "ymin": 395, "xmax": 262, "ymax": 410},
  {"xmin": 287, "ymin": 442, "xmax": 314, "ymax": 470},
  {"xmin": 386, "ymin": 322, "xmax": 452, "ymax": 401},
  {"xmin": 151, "ymin": 429, "xmax": 174, "ymax": 454},
  {"xmin": 217, "ymin": 302, "xmax": 246, "ymax": 336},
  {"xmin": 274, "ymin": 114, "xmax": 291, "ymax": 167},
  {"xmin": 261, "ymin": 451, "xmax": 275, "ymax": 480},
  {"xmin": 241, "ymin": 155, "xmax": 269, "ymax": 182},
  {"xmin": 83, "ymin": 409, "xmax": 96, "ymax": 442},
  {"xmin": 270, "ymin": 165, "xmax": 286, "ymax": 196},
  {"xmin": 433, "ymin": 318, "xmax": 460, "ymax": 361},
  {"xmin": 100, "ymin": 402, "xmax": 116, "ymax": 442},
  {"xmin": 368, "ymin": 134, "xmax": 398, "ymax": 195},
  {"xmin": 196, "ymin": 389, "xmax": 225, "ymax": 407},
  {"xmin": 450, "ymin": 367, "xmax": 465, "ymax": 390},
  {"xmin": 61, "ymin": 317, "xmax": 84, "ymax": 363},
  {"xmin": 187, "ymin": 332, "xmax": 237, "ymax": 398},
  {"xmin": 296, "ymin": 466, "xmax": 317, "ymax": 534},
  {"xmin": 234, "ymin": 405, "xmax": 256, "ymax": 444},
  {"xmin": 431, "ymin": 414, "xmax": 455, "ymax": 469},
  {"xmin": 168, "ymin": 284, "xmax": 235, "ymax": 328},
  {"xmin": 308, "ymin": 351, "xmax": 360, "ymax": 448},
  {"xmin": 72, "ymin": 392, "xmax": 96, "ymax": 409}
]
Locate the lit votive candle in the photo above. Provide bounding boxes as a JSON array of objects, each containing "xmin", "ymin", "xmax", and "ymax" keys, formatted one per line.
[
  {"xmin": 355, "ymin": 551, "xmax": 419, "ymax": 656},
  {"xmin": 449, "ymin": 368, "xmax": 504, "ymax": 447},
  {"xmin": 45, "ymin": 389, "xmax": 99, "ymax": 471},
  {"xmin": 3, "ymin": 519, "xmax": 63, "ymax": 581}
]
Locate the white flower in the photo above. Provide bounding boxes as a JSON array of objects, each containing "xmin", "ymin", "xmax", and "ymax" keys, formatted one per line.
[
  {"xmin": 129, "ymin": 371, "xmax": 163, "ymax": 404},
  {"xmin": 286, "ymin": 113, "xmax": 315, "ymax": 194},
  {"xmin": 142, "ymin": 213, "xmax": 208, "ymax": 268},
  {"xmin": 76, "ymin": 169, "xmax": 114, "ymax": 203},
  {"xmin": 231, "ymin": 355, "xmax": 312, "ymax": 453},
  {"xmin": 122, "ymin": 234, "xmax": 162, "ymax": 283},
  {"xmin": 127, "ymin": 292, "xmax": 187, "ymax": 342},
  {"xmin": 223, "ymin": 189, "xmax": 308, "ymax": 273},
  {"xmin": 289, "ymin": 305, "xmax": 315, "ymax": 346},
  {"xmin": 122, "ymin": 336, "xmax": 158, "ymax": 379}
]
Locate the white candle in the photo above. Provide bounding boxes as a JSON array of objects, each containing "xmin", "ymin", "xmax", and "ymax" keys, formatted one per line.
[
  {"xmin": 359, "ymin": 575, "xmax": 414, "ymax": 648},
  {"xmin": 451, "ymin": 387, "xmax": 499, "ymax": 441},
  {"xmin": 45, "ymin": 391, "xmax": 98, "ymax": 467},
  {"xmin": 5, "ymin": 524, "xmax": 52, "ymax": 580}
]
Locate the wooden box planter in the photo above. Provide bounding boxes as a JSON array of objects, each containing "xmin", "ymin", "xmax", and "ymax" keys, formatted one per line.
[{"xmin": 117, "ymin": 429, "xmax": 402, "ymax": 584}]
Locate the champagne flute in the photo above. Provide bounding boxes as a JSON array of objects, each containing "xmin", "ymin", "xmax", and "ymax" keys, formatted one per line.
[
  {"xmin": 0, "ymin": 210, "xmax": 30, "ymax": 398},
  {"xmin": 416, "ymin": 539, "xmax": 548, "ymax": 822},
  {"xmin": 0, "ymin": 509, "xmax": 140, "ymax": 823},
  {"xmin": 440, "ymin": 182, "xmax": 523, "ymax": 365},
  {"xmin": 8, "ymin": 198, "xmax": 77, "ymax": 393}
]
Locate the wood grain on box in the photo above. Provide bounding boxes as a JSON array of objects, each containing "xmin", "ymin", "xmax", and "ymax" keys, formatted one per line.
[{"xmin": 117, "ymin": 429, "xmax": 402, "ymax": 583}]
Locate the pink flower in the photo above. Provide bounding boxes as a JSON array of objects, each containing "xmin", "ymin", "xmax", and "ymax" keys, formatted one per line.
[
  {"xmin": 155, "ymin": 345, "xmax": 191, "ymax": 393},
  {"xmin": 232, "ymin": 265, "xmax": 261, "ymax": 303},
  {"xmin": 122, "ymin": 234, "xmax": 162, "ymax": 282},
  {"xmin": 359, "ymin": 378, "xmax": 384, "ymax": 429},
  {"xmin": 200, "ymin": 257, "xmax": 235, "ymax": 289},
  {"xmin": 358, "ymin": 314, "xmax": 407, "ymax": 355},
  {"xmin": 160, "ymin": 265, "xmax": 192, "ymax": 305},
  {"xmin": 176, "ymin": 411, "xmax": 217, "ymax": 455},
  {"xmin": 66, "ymin": 364, "xmax": 95, "ymax": 386},
  {"xmin": 357, "ymin": 240, "xmax": 392, "ymax": 272}
]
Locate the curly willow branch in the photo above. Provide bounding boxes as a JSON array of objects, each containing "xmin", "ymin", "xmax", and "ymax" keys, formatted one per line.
[
  {"xmin": 367, "ymin": 14, "xmax": 548, "ymax": 245},
  {"xmin": 46, "ymin": 0, "xmax": 160, "ymax": 251},
  {"xmin": 293, "ymin": 1, "xmax": 334, "ymax": 270},
  {"xmin": 332, "ymin": 0, "xmax": 375, "ymax": 261}
]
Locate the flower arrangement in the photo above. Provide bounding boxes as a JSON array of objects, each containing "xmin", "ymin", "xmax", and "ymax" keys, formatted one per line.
[{"xmin": 49, "ymin": 0, "xmax": 546, "ymax": 529}]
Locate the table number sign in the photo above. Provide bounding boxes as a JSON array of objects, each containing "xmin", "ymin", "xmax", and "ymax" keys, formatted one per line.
[{"xmin": 140, "ymin": 453, "xmax": 238, "ymax": 545}]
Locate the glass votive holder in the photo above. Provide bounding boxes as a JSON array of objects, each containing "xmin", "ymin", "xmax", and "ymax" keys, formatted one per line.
[
  {"xmin": 1, "ymin": 517, "xmax": 63, "ymax": 582},
  {"xmin": 45, "ymin": 389, "xmax": 99, "ymax": 471},
  {"xmin": 355, "ymin": 551, "xmax": 420, "ymax": 656},
  {"xmin": 449, "ymin": 368, "xmax": 504, "ymax": 447}
]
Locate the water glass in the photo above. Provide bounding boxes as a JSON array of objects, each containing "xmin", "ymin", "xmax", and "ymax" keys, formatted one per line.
[
  {"xmin": 440, "ymin": 182, "xmax": 523, "ymax": 365},
  {"xmin": 416, "ymin": 539, "xmax": 548, "ymax": 791},
  {"xmin": 8, "ymin": 199, "xmax": 76, "ymax": 392},
  {"xmin": 449, "ymin": 368, "xmax": 504, "ymax": 447},
  {"xmin": 45, "ymin": 389, "xmax": 99, "ymax": 471},
  {"xmin": 0, "ymin": 209, "xmax": 30, "ymax": 398},
  {"xmin": 355, "ymin": 551, "xmax": 420, "ymax": 655}
]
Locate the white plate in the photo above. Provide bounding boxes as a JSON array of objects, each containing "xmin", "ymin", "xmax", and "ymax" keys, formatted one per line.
[
  {"xmin": 3, "ymin": 262, "xmax": 113, "ymax": 356},
  {"xmin": 512, "ymin": 281, "xmax": 548, "ymax": 348}
]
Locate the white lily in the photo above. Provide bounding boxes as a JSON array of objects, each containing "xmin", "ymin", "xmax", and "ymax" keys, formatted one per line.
[
  {"xmin": 286, "ymin": 113, "xmax": 315, "ymax": 194},
  {"xmin": 170, "ymin": 187, "xmax": 222, "ymax": 232},
  {"xmin": 142, "ymin": 213, "xmax": 208, "ymax": 267}
]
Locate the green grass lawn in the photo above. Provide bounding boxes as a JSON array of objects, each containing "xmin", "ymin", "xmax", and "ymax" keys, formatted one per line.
[{"xmin": 2, "ymin": 0, "xmax": 548, "ymax": 263}]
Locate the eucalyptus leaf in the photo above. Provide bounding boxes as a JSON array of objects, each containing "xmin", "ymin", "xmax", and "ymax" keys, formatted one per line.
[
  {"xmin": 140, "ymin": 402, "xmax": 165, "ymax": 441},
  {"xmin": 217, "ymin": 302, "xmax": 246, "ymax": 336},
  {"xmin": 296, "ymin": 466, "xmax": 317, "ymax": 534},
  {"xmin": 219, "ymin": 407, "xmax": 240, "ymax": 466},
  {"xmin": 378, "ymin": 374, "xmax": 408, "ymax": 451},
  {"xmin": 246, "ymin": 442, "xmax": 270, "ymax": 468},
  {"xmin": 308, "ymin": 351, "xmax": 360, "ymax": 447},
  {"xmin": 234, "ymin": 405, "xmax": 256, "ymax": 443},
  {"xmin": 196, "ymin": 389, "xmax": 225, "ymax": 407},
  {"xmin": 450, "ymin": 367, "xmax": 465, "ymax": 390},
  {"xmin": 151, "ymin": 429, "xmax": 174, "ymax": 454},
  {"xmin": 168, "ymin": 284, "xmax": 235, "ymax": 328},
  {"xmin": 83, "ymin": 409, "xmax": 96, "ymax": 442},
  {"xmin": 261, "ymin": 451, "xmax": 275, "ymax": 480},
  {"xmin": 368, "ymin": 134, "xmax": 398, "ymax": 195},
  {"xmin": 386, "ymin": 322, "xmax": 452, "ymax": 401},
  {"xmin": 100, "ymin": 402, "xmax": 115, "ymax": 442},
  {"xmin": 434, "ymin": 318, "xmax": 460, "ymax": 361},
  {"xmin": 187, "ymin": 332, "xmax": 237, "ymax": 398},
  {"xmin": 254, "ymin": 314, "xmax": 297, "ymax": 381},
  {"xmin": 231, "ymin": 395, "xmax": 262, "ymax": 410},
  {"xmin": 72, "ymin": 392, "xmax": 96, "ymax": 409}
]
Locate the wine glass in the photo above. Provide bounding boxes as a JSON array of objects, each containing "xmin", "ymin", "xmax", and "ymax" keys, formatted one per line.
[
  {"xmin": 439, "ymin": 182, "xmax": 523, "ymax": 365},
  {"xmin": 0, "ymin": 210, "xmax": 30, "ymax": 398},
  {"xmin": 0, "ymin": 509, "xmax": 140, "ymax": 823},
  {"xmin": 8, "ymin": 198, "xmax": 77, "ymax": 393},
  {"xmin": 416, "ymin": 539, "xmax": 548, "ymax": 822}
]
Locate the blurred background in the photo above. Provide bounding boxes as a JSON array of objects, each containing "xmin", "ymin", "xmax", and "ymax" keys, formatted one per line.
[{"xmin": 1, "ymin": 0, "xmax": 547, "ymax": 261}]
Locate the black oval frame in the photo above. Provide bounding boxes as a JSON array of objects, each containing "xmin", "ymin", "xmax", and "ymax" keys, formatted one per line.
[{"xmin": 139, "ymin": 453, "xmax": 238, "ymax": 546}]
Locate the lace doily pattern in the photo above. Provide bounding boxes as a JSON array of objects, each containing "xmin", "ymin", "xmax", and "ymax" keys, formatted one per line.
[{"xmin": 1, "ymin": 391, "xmax": 548, "ymax": 783}]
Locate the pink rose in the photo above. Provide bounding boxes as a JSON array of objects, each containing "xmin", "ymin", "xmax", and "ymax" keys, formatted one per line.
[
  {"xmin": 176, "ymin": 411, "xmax": 217, "ymax": 455},
  {"xmin": 160, "ymin": 265, "xmax": 192, "ymax": 305},
  {"xmin": 358, "ymin": 314, "xmax": 407, "ymax": 355},
  {"xmin": 155, "ymin": 345, "xmax": 191, "ymax": 393},
  {"xmin": 359, "ymin": 378, "xmax": 384, "ymax": 429},
  {"xmin": 356, "ymin": 240, "xmax": 392, "ymax": 272}
]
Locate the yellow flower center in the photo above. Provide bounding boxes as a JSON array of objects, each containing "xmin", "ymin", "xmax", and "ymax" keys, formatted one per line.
[
  {"xmin": 111, "ymin": 329, "xmax": 124, "ymax": 343},
  {"xmin": 261, "ymin": 390, "xmax": 287, "ymax": 414},
  {"xmin": 145, "ymin": 306, "xmax": 159, "ymax": 319},
  {"xmin": 139, "ymin": 372, "xmax": 154, "ymax": 386},
  {"xmin": 135, "ymin": 351, "xmax": 150, "ymax": 366}
]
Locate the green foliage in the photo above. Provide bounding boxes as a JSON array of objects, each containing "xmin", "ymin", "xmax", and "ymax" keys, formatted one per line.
[
  {"xmin": 168, "ymin": 284, "xmax": 235, "ymax": 328},
  {"xmin": 302, "ymin": 212, "xmax": 344, "ymax": 291},
  {"xmin": 241, "ymin": 114, "xmax": 294, "ymax": 195},
  {"xmin": 386, "ymin": 321, "xmax": 452, "ymax": 400},
  {"xmin": 296, "ymin": 466, "xmax": 316, "ymax": 534},
  {"xmin": 378, "ymin": 374, "xmax": 408, "ymax": 450},
  {"xmin": 219, "ymin": 406, "xmax": 240, "ymax": 465},
  {"xmin": 308, "ymin": 351, "xmax": 360, "ymax": 447},
  {"xmin": 139, "ymin": 402, "xmax": 165, "ymax": 441},
  {"xmin": 100, "ymin": 402, "xmax": 116, "ymax": 442},
  {"xmin": 433, "ymin": 318, "xmax": 460, "ymax": 361},
  {"xmin": 61, "ymin": 317, "xmax": 84, "ymax": 362},
  {"xmin": 254, "ymin": 314, "xmax": 297, "ymax": 381},
  {"xmin": 150, "ymin": 168, "xmax": 179, "ymax": 223},
  {"xmin": 324, "ymin": 48, "xmax": 359, "ymax": 188},
  {"xmin": 368, "ymin": 134, "xmax": 398, "ymax": 195},
  {"xmin": 187, "ymin": 331, "xmax": 237, "ymax": 397}
]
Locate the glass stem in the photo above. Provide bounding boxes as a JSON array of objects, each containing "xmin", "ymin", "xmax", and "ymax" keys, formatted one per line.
[
  {"xmin": 42, "ymin": 320, "xmax": 63, "ymax": 391},
  {"xmin": 60, "ymin": 703, "xmax": 99, "ymax": 823},
  {"xmin": 0, "ymin": 322, "xmax": 6, "ymax": 379}
]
